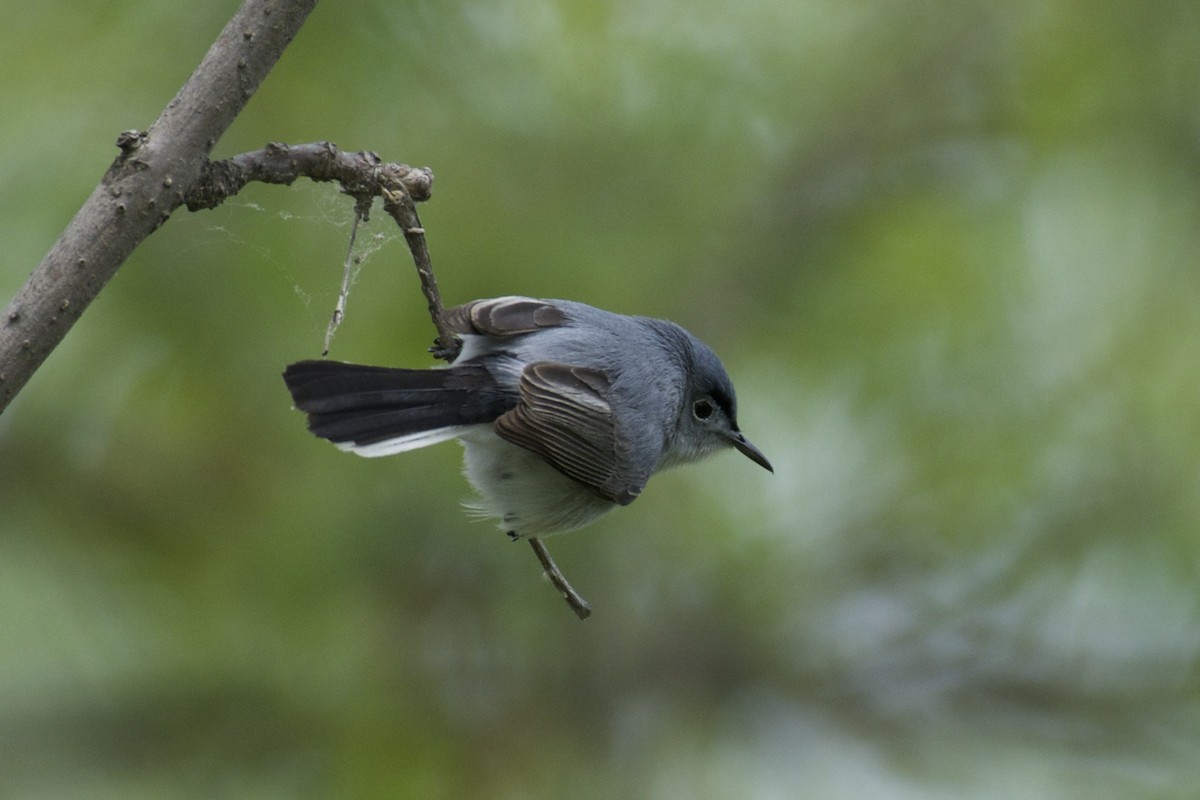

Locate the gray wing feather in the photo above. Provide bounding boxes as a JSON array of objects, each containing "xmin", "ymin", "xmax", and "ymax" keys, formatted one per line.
[
  {"xmin": 494, "ymin": 361, "xmax": 647, "ymax": 505},
  {"xmin": 441, "ymin": 296, "xmax": 566, "ymax": 337}
]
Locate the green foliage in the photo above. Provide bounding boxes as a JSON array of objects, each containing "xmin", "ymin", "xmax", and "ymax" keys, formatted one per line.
[{"xmin": 3, "ymin": 0, "xmax": 1200, "ymax": 796}]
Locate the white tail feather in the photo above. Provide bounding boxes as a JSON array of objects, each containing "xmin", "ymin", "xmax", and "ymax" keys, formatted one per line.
[{"xmin": 335, "ymin": 425, "xmax": 477, "ymax": 458}]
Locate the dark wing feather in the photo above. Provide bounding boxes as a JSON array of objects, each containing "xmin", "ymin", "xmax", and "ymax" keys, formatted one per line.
[
  {"xmin": 494, "ymin": 361, "xmax": 647, "ymax": 505},
  {"xmin": 441, "ymin": 296, "xmax": 566, "ymax": 338}
]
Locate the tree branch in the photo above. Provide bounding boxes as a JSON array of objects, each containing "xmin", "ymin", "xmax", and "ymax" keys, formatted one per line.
[
  {"xmin": 529, "ymin": 538, "xmax": 593, "ymax": 620},
  {"xmin": 0, "ymin": 0, "xmax": 317, "ymax": 414},
  {"xmin": 183, "ymin": 141, "xmax": 434, "ymax": 211},
  {"xmin": 379, "ymin": 177, "xmax": 460, "ymax": 361}
]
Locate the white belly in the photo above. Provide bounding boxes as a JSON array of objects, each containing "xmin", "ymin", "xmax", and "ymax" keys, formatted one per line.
[{"xmin": 458, "ymin": 429, "xmax": 616, "ymax": 537}]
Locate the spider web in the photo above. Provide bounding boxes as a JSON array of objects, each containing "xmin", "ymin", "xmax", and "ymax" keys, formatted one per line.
[{"xmin": 172, "ymin": 183, "xmax": 405, "ymax": 340}]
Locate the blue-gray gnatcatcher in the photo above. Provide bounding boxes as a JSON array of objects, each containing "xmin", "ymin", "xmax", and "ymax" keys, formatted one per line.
[{"xmin": 283, "ymin": 296, "xmax": 772, "ymax": 538}]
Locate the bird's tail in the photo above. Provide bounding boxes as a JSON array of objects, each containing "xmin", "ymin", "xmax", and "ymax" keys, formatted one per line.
[{"xmin": 282, "ymin": 359, "xmax": 514, "ymax": 457}]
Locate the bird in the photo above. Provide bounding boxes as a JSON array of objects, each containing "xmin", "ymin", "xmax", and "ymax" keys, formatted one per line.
[{"xmin": 282, "ymin": 296, "xmax": 772, "ymax": 539}]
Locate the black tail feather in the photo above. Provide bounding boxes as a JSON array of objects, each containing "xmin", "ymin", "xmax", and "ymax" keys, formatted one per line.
[{"xmin": 282, "ymin": 360, "xmax": 514, "ymax": 446}]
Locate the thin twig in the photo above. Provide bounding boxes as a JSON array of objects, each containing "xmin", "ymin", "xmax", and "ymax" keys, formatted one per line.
[
  {"xmin": 323, "ymin": 206, "xmax": 363, "ymax": 356},
  {"xmin": 379, "ymin": 177, "xmax": 460, "ymax": 362},
  {"xmin": 529, "ymin": 537, "xmax": 592, "ymax": 620}
]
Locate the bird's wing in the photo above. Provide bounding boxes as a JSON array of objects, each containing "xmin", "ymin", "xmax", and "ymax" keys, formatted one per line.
[
  {"xmin": 493, "ymin": 361, "xmax": 648, "ymax": 505},
  {"xmin": 441, "ymin": 296, "xmax": 566, "ymax": 338}
]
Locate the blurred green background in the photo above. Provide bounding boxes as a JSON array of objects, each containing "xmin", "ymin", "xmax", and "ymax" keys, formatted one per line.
[{"xmin": 3, "ymin": 0, "xmax": 1200, "ymax": 797}]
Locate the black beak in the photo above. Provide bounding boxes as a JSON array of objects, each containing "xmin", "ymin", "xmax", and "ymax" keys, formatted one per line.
[{"xmin": 729, "ymin": 432, "xmax": 773, "ymax": 473}]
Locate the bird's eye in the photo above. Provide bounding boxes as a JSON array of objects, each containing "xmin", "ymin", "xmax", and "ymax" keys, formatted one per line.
[{"xmin": 693, "ymin": 399, "xmax": 715, "ymax": 420}]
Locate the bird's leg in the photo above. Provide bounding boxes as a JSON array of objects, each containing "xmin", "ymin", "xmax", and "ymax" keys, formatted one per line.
[{"xmin": 528, "ymin": 537, "xmax": 592, "ymax": 619}]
